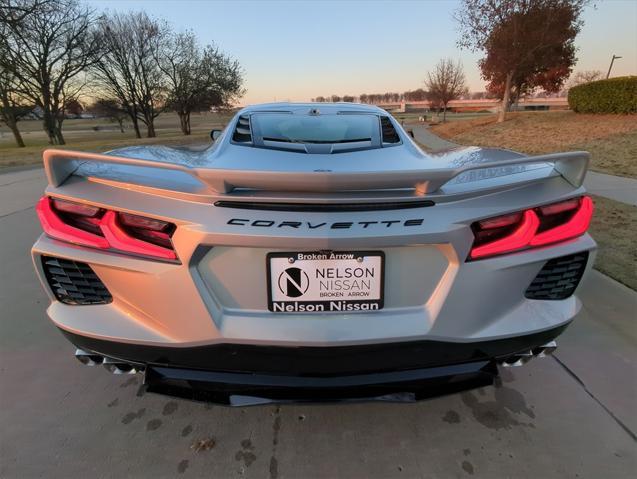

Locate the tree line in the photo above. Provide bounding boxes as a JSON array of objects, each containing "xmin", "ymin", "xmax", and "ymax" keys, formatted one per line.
[
  {"xmin": 313, "ymin": 59, "xmax": 469, "ymax": 123},
  {"xmin": 0, "ymin": 0, "xmax": 244, "ymax": 147},
  {"xmin": 312, "ymin": 89, "xmax": 433, "ymax": 104},
  {"xmin": 313, "ymin": 88, "xmax": 507, "ymax": 105}
]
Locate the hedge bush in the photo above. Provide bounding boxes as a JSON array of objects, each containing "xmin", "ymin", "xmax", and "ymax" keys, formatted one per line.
[{"xmin": 568, "ymin": 76, "xmax": 637, "ymax": 114}]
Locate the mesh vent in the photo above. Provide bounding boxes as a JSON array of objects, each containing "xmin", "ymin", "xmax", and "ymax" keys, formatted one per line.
[
  {"xmin": 381, "ymin": 116, "xmax": 400, "ymax": 144},
  {"xmin": 232, "ymin": 114, "xmax": 252, "ymax": 143},
  {"xmin": 525, "ymin": 252, "xmax": 588, "ymax": 300},
  {"xmin": 42, "ymin": 256, "xmax": 112, "ymax": 305}
]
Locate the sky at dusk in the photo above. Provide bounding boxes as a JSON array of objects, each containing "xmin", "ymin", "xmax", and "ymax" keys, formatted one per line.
[{"xmin": 87, "ymin": 0, "xmax": 637, "ymax": 105}]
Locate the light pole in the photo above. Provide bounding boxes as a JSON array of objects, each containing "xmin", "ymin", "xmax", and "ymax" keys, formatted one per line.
[{"xmin": 606, "ymin": 55, "xmax": 622, "ymax": 79}]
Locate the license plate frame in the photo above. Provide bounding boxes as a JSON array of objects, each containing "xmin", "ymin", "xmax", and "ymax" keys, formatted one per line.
[{"xmin": 266, "ymin": 251, "xmax": 385, "ymax": 313}]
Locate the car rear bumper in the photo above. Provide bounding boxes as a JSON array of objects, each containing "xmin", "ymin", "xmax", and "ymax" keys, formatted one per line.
[
  {"xmin": 34, "ymin": 233, "xmax": 595, "ymax": 347},
  {"xmin": 60, "ymin": 323, "xmax": 568, "ymax": 404}
]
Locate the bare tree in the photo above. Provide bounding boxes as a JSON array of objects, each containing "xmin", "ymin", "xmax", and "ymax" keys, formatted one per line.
[
  {"xmin": 0, "ymin": 0, "xmax": 50, "ymax": 26},
  {"xmin": 0, "ymin": 0, "xmax": 100, "ymax": 144},
  {"xmin": 425, "ymin": 58, "xmax": 467, "ymax": 122},
  {"xmin": 160, "ymin": 31, "xmax": 244, "ymax": 135},
  {"xmin": 0, "ymin": 72, "xmax": 30, "ymax": 147},
  {"xmin": 567, "ymin": 70, "xmax": 603, "ymax": 88},
  {"xmin": 456, "ymin": 0, "xmax": 588, "ymax": 122},
  {"xmin": 87, "ymin": 98, "xmax": 128, "ymax": 133},
  {"xmin": 91, "ymin": 12, "xmax": 170, "ymax": 138},
  {"xmin": 0, "ymin": 30, "xmax": 27, "ymax": 147},
  {"xmin": 403, "ymin": 89, "xmax": 427, "ymax": 101},
  {"xmin": 64, "ymin": 98, "xmax": 83, "ymax": 117},
  {"xmin": 90, "ymin": 14, "xmax": 141, "ymax": 138}
]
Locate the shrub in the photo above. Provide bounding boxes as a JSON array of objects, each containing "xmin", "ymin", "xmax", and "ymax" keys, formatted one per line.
[{"xmin": 568, "ymin": 76, "xmax": 637, "ymax": 114}]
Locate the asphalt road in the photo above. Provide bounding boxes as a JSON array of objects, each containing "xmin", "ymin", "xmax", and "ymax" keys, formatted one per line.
[{"xmin": 1, "ymin": 167, "xmax": 636, "ymax": 479}]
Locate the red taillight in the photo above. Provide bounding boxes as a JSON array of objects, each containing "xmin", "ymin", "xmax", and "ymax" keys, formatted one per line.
[
  {"xmin": 51, "ymin": 198, "xmax": 105, "ymax": 236},
  {"xmin": 100, "ymin": 211, "xmax": 176, "ymax": 260},
  {"xmin": 538, "ymin": 197, "xmax": 580, "ymax": 216},
  {"xmin": 36, "ymin": 197, "xmax": 109, "ymax": 249},
  {"xmin": 470, "ymin": 210, "xmax": 540, "ymax": 259},
  {"xmin": 118, "ymin": 212, "xmax": 175, "ymax": 249},
  {"xmin": 469, "ymin": 196, "xmax": 593, "ymax": 260},
  {"xmin": 51, "ymin": 198, "xmax": 102, "ymax": 217},
  {"xmin": 36, "ymin": 196, "xmax": 177, "ymax": 261},
  {"xmin": 530, "ymin": 196, "xmax": 593, "ymax": 247}
]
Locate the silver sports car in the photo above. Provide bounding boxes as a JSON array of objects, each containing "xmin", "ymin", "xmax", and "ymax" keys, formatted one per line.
[{"xmin": 31, "ymin": 103, "xmax": 596, "ymax": 404}]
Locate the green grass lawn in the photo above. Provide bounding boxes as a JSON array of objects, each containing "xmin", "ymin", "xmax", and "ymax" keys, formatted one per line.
[
  {"xmin": 588, "ymin": 195, "xmax": 637, "ymax": 290},
  {"xmin": 392, "ymin": 111, "xmax": 493, "ymax": 126},
  {"xmin": 571, "ymin": 130, "xmax": 637, "ymax": 179},
  {"xmin": 432, "ymin": 111, "xmax": 637, "ymax": 178}
]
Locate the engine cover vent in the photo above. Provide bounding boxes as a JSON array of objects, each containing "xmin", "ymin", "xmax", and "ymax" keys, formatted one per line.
[
  {"xmin": 381, "ymin": 116, "xmax": 400, "ymax": 144},
  {"xmin": 232, "ymin": 114, "xmax": 252, "ymax": 143}
]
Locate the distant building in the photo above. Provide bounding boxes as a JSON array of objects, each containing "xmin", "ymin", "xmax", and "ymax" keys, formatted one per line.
[
  {"xmin": 375, "ymin": 98, "xmax": 569, "ymax": 113},
  {"xmin": 23, "ymin": 106, "xmax": 44, "ymax": 120}
]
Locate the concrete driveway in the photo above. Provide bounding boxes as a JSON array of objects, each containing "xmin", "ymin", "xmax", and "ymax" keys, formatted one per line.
[{"xmin": 1, "ymin": 167, "xmax": 635, "ymax": 479}]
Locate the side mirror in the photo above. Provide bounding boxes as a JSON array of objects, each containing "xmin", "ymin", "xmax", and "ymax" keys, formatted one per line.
[{"xmin": 210, "ymin": 129, "xmax": 222, "ymax": 141}]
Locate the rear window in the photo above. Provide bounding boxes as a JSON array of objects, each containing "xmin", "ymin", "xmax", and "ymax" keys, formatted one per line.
[{"xmin": 252, "ymin": 113, "xmax": 378, "ymax": 144}]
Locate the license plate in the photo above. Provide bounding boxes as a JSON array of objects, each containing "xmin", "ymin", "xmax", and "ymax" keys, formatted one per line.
[{"xmin": 267, "ymin": 251, "xmax": 384, "ymax": 313}]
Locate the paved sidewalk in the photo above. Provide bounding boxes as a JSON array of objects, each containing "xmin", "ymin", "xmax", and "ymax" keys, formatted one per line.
[
  {"xmin": 0, "ymin": 167, "xmax": 46, "ymax": 217},
  {"xmin": 410, "ymin": 125, "xmax": 637, "ymax": 206},
  {"xmin": 409, "ymin": 124, "xmax": 459, "ymax": 151},
  {"xmin": 584, "ymin": 171, "xmax": 637, "ymax": 206}
]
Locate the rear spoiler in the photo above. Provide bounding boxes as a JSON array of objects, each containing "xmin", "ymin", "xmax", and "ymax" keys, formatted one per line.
[{"xmin": 43, "ymin": 149, "xmax": 590, "ymax": 195}]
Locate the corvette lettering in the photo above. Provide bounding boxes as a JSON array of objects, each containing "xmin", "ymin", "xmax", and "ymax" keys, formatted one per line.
[{"xmin": 228, "ymin": 218, "xmax": 424, "ymax": 228}]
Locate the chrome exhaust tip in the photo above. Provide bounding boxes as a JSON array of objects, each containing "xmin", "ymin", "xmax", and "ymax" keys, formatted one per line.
[
  {"xmin": 102, "ymin": 357, "xmax": 138, "ymax": 375},
  {"xmin": 75, "ymin": 350, "xmax": 141, "ymax": 374},
  {"xmin": 75, "ymin": 348, "xmax": 104, "ymax": 366},
  {"xmin": 532, "ymin": 340, "xmax": 557, "ymax": 358},
  {"xmin": 499, "ymin": 341, "xmax": 558, "ymax": 367},
  {"xmin": 500, "ymin": 351, "xmax": 533, "ymax": 367}
]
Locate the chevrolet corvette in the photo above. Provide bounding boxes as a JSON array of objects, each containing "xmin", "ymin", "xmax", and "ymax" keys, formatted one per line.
[{"xmin": 31, "ymin": 103, "xmax": 596, "ymax": 404}]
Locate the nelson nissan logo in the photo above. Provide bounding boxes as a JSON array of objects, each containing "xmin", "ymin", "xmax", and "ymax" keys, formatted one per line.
[{"xmin": 278, "ymin": 267, "xmax": 310, "ymax": 298}]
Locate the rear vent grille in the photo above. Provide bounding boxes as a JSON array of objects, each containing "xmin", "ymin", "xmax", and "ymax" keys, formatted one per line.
[
  {"xmin": 525, "ymin": 252, "xmax": 588, "ymax": 300},
  {"xmin": 232, "ymin": 114, "xmax": 252, "ymax": 143},
  {"xmin": 42, "ymin": 256, "xmax": 112, "ymax": 305},
  {"xmin": 381, "ymin": 116, "xmax": 400, "ymax": 144}
]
